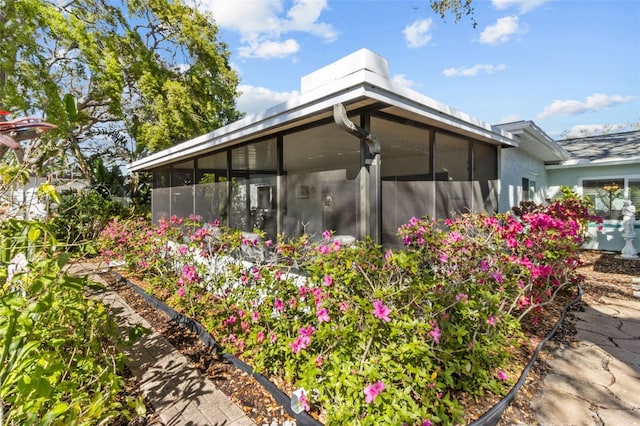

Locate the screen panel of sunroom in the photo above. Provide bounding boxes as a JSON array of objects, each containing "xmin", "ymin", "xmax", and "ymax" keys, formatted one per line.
[{"xmin": 283, "ymin": 121, "xmax": 361, "ymax": 240}]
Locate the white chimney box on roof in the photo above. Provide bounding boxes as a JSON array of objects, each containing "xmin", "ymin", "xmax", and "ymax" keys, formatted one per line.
[{"xmin": 300, "ymin": 48, "xmax": 390, "ymax": 94}]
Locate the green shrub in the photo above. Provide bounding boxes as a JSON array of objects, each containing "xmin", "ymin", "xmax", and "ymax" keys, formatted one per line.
[
  {"xmin": 48, "ymin": 189, "xmax": 133, "ymax": 253},
  {"xmin": 1, "ymin": 219, "xmax": 145, "ymax": 424},
  {"xmin": 98, "ymin": 193, "xmax": 598, "ymax": 425}
]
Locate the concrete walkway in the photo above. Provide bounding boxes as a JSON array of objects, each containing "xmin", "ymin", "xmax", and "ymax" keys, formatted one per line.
[
  {"xmin": 69, "ymin": 262, "xmax": 255, "ymax": 426},
  {"xmin": 532, "ymin": 279, "xmax": 640, "ymax": 425}
]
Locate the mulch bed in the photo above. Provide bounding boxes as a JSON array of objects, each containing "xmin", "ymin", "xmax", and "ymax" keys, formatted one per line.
[{"xmin": 107, "ymin": 250, "xmax": 639, "ymax": 426}]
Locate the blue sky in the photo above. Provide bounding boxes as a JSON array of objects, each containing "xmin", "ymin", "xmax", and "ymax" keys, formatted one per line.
[{"xmin": 195, "ymin": 0, "xmax": 640, "ymax": 139}]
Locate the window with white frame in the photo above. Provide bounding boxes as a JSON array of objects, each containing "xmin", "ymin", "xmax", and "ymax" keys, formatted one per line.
[
  {"xmin": 522, "ymin": 177, "xmax": 536, "ymax": 202},
  {"xmin": 582, "ymin": 178, "xmax": 639, "ymax": 220}
]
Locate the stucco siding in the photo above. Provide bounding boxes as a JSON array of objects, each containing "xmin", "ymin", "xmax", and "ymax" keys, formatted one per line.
[{"xmin": 499, "ymin": 147, "xmax": 548, "ymax": 212}]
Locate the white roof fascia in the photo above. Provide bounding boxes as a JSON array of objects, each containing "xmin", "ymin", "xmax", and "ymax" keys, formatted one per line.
[
  {"xmin": 357, "ymin": 72, "xmax": 516, "ymax": 147},
  {"xmin": 497, "ymin": 121, "xmax": 570, "ymax": 161},
  {"xmin": 129, "ymin": 69, "xmax": 517, "ymax": 172},
  {"xmin": 546, "ymin": 156, "xmax": 640, "ymax": 169},
  {"xmin": 525, "ymin": 122, "xmax": 571, "ymax": 161},
  {"xmin": 128, "ymin": 79, "xmax": 369, "ymax": 171}
]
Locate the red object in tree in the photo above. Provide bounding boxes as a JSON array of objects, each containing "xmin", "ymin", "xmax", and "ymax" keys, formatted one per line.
[{"xmin": 0, "ymin": 110, "xmax": 10, "ymax": 115}]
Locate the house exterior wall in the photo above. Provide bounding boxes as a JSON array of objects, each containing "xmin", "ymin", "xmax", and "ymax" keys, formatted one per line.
[
  {"xmin": 498, "ymin": 147, "xmax": 549, "ymax": 212},
  {"xmin": 548, "ymin": 164, "xmax": 640, "ymax": 252}
]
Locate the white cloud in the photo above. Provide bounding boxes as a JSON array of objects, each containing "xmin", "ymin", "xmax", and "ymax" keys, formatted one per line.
[
  {"xmin": 537, "ymin": 93, "xmax": 636, "ymax": 119},
  {"xmin": 479, "ymin": 16, "xmax": 522, "ymax": 45},
  {"xmin": 392, "ymin": 74, "xmax": 415, "ymax": 88},
  {"xmin": 443, "ymin": 64, "xmax": 506, "ymax": 77},
  {"xmin": 286, "ymin": 0, "xmax": 338, "ymax": 40},
  {"xmin": 403, "ymin": 18, "xmax": 433, "ymax": 48},
  {"xmin": 236, "ymin": 84, "xmax": 300, "ymax": 115},
  {"xmin": 492, "ymin": 0, "xmax": 551, "ymax": 14},
  {"xmin": 238, "ymin": 39, "xmax": 300, "ymax": 59},
  {"xmin": 195, "ymin": 0, "xmax": 336, "ymax": 59}
]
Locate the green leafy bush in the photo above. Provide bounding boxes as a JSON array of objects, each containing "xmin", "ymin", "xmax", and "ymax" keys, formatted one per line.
[
  {"xmin": 98, "ymin": 193, "xmax": 599, "ymax": 425},
  {"xmin": 1, "ymin": 219, "xmax": 145, "ymax": 424},
  {"xmin": 48, "ymin": 189, "xmax": 133, "ymax": 253}
]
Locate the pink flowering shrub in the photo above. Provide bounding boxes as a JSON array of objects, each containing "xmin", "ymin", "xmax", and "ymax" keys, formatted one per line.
[{"xmin": 97, "ymin": 191, "xmax": 599, "ymax": 425}]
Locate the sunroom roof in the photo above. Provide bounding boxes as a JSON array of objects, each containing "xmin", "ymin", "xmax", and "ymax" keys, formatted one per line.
[{"xmin": 128, "ymin": 49, "xmax": 518, "ymax": 172}]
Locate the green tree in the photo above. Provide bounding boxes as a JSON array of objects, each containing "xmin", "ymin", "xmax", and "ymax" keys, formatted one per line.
[
  {"xmin": 430, "ymin": 0, "xmax": 476, "ymax": 27},
  {"xmin": 0, "ymin": 0, "xmax": 242, "ymax": 179}
]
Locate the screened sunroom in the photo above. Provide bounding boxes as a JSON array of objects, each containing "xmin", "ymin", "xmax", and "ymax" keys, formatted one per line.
[{"xmin": 129, "ymin": 49, "xmax": 518, "ymax": 247}]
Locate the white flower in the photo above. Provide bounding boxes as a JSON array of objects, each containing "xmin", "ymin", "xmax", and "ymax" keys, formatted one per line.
[{"xmin": 7, "ymin": 253, "xmax": 28, "ymax": 281}]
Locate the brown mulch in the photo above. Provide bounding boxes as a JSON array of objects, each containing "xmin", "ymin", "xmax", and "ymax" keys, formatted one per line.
[
  {"xmin": 102, "ymin": 272, "xmax": 293, "ymax": 426},
  {"xmin": 107, "ymin": 250, "xmax": 640, "ymax": 426}
]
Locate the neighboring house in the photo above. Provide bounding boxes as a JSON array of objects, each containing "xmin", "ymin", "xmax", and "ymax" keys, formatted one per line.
[
  {"xmin": 548, "ymin": 130, "xmax": 640, "ymax": 251},
  {"xmin": 1, "ymin": 175, "xmax": 90, "ymax": 220},
  {"xmin": 128, "ymin": 49, "xmax": 638, "ymax": 252}
]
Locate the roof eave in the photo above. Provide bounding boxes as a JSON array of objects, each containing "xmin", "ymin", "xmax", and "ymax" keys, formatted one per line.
[
  {"xmin": 546, "ymin": 156, "xmax": 640, "ymax": 169},
  {"xmin": 129, "ymin": 69, "xmax": 517, "ymax": 172}
]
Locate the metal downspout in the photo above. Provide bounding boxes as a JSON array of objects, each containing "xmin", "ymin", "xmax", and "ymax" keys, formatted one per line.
[{"xmin": 333, "ymin": 103, "xmax": 381, "ymax": 243}]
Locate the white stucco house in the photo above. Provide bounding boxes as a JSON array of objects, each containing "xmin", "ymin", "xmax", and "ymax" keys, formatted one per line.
[{"xmin": 128, "ymin": 49, "xmax": 638, "ymax": 253}]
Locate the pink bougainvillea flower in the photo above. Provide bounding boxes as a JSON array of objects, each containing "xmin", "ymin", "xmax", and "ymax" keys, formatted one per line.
[
  {"xmin": 323, "ymin": 230, "xmax": 332, "ymax": 240},
  {"xmin": 486, "ymin": 316, "xmax": 496, "ymax": 326},
  {"xmin": 429, "ymin": 326, "xmax": 441, "ymax": 344},
  {"xmin": 299, "ymin": 325, "xmax": 315, "ymax": 337},
  {"xmin": 270, "ymin": 333, "xmax": 277, "ymax": 343},
  {"xmin": 385, "ymin": 250, "xmax": 393, "ymax": 261},
  {"xmin": 291, "ymin": 388, "xmax": 310, "ymax": 413},
  {"xmin": 315, "ymin": 354, "xmax": 323, "ymax": 367},
  {"xmin": 455, "ymin": 293, "xmax": 468, "ymax": 301},
  {"xmin": 317, "ymin": 308, "xmax": 330, "ymax": 323},
  {"xmin": 363, "ymin": 380, "xmax": 385, "ymax": 403},
  {"xmin": 339, "ymin": 301, "xmax": 349, "ymax": 313},
  {"xmin": 372, "ymin": 299, "xmax": 391, "ymax": 322},
  {"xmin": 323, "ymin": 275, "xmax": 333, "ymax": 286},
  {"xmin": 496, "ymin": 369, "xmax": 508, "ymax": 381},
  {"xmin": 422, "ymin": 420, "xmax": 433, "ymax": 426},
  {"xmin": 298, "ymin": 390, "xmax": 310, "ymax": 411},
  {"xmin": 290, "ymin": 337, "xmax": 305, "ymax": 353},
  {"xmin": 256, "ymin": 331, "xmax": 265, "ymax": 343},
  {"xmin": 491, "ymin": 271, "xmax": 504, "ymax": 284},
  {"xmin": 177, "ymin": 287, "xmax": 185, "ymax": 297},
  {"xmin": 274, "ymin": 299, "xmax": 284, "ymax": 312},
  {"xmin": 318, "ymin": 245, "xmax": 330, "ymax": 255},
  {"xmin": 480, "ymin": 260, "xmax": 490, "ymax": 271},
  {"xmin": 182, "ymin": 264, "xmax": 199, "ymax": 283}
]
